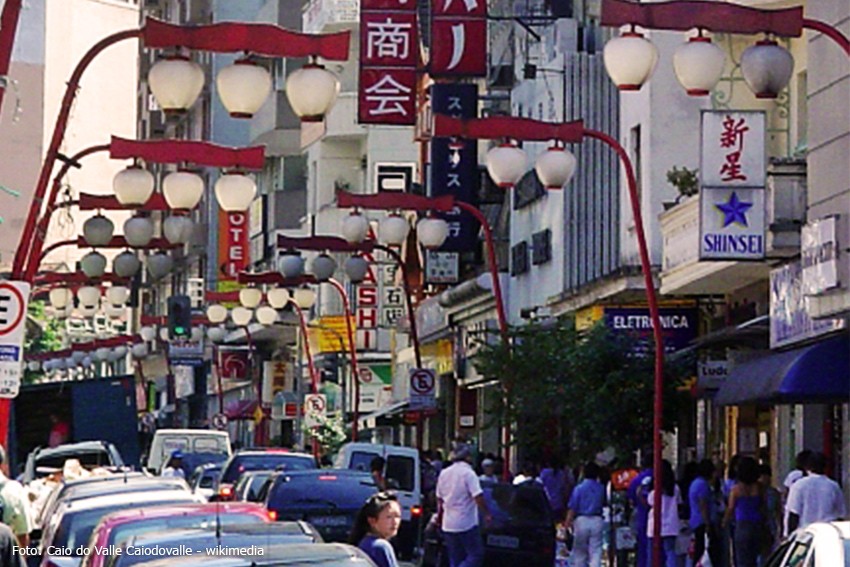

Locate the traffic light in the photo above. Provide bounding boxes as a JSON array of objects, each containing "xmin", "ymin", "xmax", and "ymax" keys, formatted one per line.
[{"xmin": 167, "ymin": 295, "xmax": 192, "ymax": 339}]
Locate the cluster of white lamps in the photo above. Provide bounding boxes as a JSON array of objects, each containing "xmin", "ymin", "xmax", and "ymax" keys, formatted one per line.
[
  {"xmin": 603, "ymin": 28, "xmax": 794, "ymax": 100},
  {"xmin": 204, "ymin": 285, "xmax": 317, "ymax": 338},
  {"xmin": 340, "ymin": 210, "xmax": 450, "ymax": 252},
  {"xmin": 31, "ymin": 344, "xmax": 130, "ymax": 374},
  {"xmin": 48, "ymin": 285, "xmax": 130, "ymax": 320}
]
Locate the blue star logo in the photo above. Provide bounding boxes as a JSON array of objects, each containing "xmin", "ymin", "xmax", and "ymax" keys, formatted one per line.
[{"xmin": 715, "ymin": 191, "xmax": 753, "ymax": 227}]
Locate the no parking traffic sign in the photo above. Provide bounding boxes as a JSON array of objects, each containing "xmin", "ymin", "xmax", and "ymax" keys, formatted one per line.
[
  {"xmin": 304, "ymin": 394, "xmax": 327, "ymax": 428},
  {"xmin": 408, "ymin": 368, "xmax": 436, "ymax": 411},
  {"xmin": 0, "ymin": 281, "xmax": 30, "ymax": 398}
]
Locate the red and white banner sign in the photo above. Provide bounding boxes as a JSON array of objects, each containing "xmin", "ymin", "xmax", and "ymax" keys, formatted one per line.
[
  {"xmin": 358, "ymin": 0, "xmax": 418, "ymax": 125},
  {"xmin": 218, "ymin": 209, "xmax": 250, "ymax": 279},
  {"xmin": 430, "ymin": 0, "xmax": 487, "ymax": 77}
]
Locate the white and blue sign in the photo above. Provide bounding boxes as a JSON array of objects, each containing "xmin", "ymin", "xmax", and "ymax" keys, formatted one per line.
[
  {"xmin": 0, "ymin": 281, "xmax": 30, "ymax": 398},
  {"xmin": 699, "ymin": 111, "xmax": 766, "ymax": 261},
  {"xmin": 603, "ymin": 306, "xmax": 698, "ymax": 354},
  {"xmin": 699, "ymin": 188, "xmax": 765, "ymax": 260},
  {"xmin": 430, "ymin": 83, "xmax": 479, "ymax": 252}
]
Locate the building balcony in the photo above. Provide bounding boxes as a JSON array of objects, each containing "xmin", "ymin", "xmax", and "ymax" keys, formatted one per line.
[
  {"xmin": 658, "ymin": 196, "xmax": 769, "ymax": 295},
  {"xmin": 303, "ymin": 0, "xmax": 359, "ymax": 33}
]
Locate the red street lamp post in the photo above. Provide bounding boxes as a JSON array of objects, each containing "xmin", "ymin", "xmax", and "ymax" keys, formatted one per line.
[
  {"xmin": 12, "ymin": 17, "xmax": 351, "ymax": 281},
  {"xmin": 599, "ymin": 2, "xmax": 848, "ymax": 564}
]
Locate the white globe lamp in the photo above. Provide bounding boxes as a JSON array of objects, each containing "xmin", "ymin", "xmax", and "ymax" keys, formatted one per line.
[
  {"xmin": 486, "ymin": 143, "xmax": 527, "ymax": 188},
  {"xmin": 83, "ymin": 215, "xmax": 115, "ymax": 247},
  {"xmin": 231, "ymin": 307, "xmax": 253, "ymax": 327},
  {"xmin": 113, "ymin": 251, "xmax": 141, "ymax": 278},
  {"xmin": 293, "ymin": 287, "xmax": 317, "ymax": 310},
  {"xmin": 79, "ymin": 304, "xmax": 98, "ymax": 318},
  {"xmin": 344, "ymin": 255, "xmax": 370, "ymax": 283},
  {"xmin": 106, "ymin": 286, "xmax": 129, "ymax": 306},
  {"xmin": 163, "ymin": 215, "xmax": 194, "ymax": 245},
  {"xmin": 256, "ymin": 306, "xmax": 278, "ymax": 326},
  {"xmin": 535, "ymin": 146, "xmax": 577, "ymax": 190},
  {"xmin": 140, "ymin": 325, "xmax": 158, "ymax": 342},
  {"xmin": 342, "ymin": 212, "xmax": 370, "ymax": 244},
  {"xmin": 148, "ymin": 55, "xmax": 205, "ymax": 113},
  {"xmin": 673, "ymin": 35, "xmax": 726, "ymax": 96},
  {"xmin": 206, "ymin": 304, "xmax": 228, "ymax": 324},
  {"xmin": 105, "ymin": 303, "xmax": 125, "ymax": 319},
  {"xmin": 239, "ymin": 288, "xmax": 263, "ymax": 309},
  {"xmin": 131, "ymin": 343, "xmax": 149, "ymax": 359},
  {"xmin": 285, "ymin": 63, "xmax": 340, "ymax": 122},
  {"xmin": 417, "ymin": 217, "xmax": 450, "ymax": 249},
  {"xmin": 379, "ymin": 214, "xmax": 410, "ymax": 246},
  {"xmin": 49, "ymin": 287, "xmax": 71, "ymax": 310},
  {"xmin": 114, "ymin": 167, "xmax": 154, "ymax": 206},
  {"xmin": 215, "ymin": 173, "xmax": 256, "ymax": 212},
  {"xmin": 311, "ymin": 254, "xmax": 337, "ymax": 281},
  {"xmin": 267, "ymin": 287, "xmax": 290, "ymax": 309},
  {"xmin": 94, "ymin": 347, "xmax": 111, "ymax": 362},
  {"xmin": 740, "ymin": 39, "xmax": 794, "ymax": 99},
  {"xmin": 217, "ymin": 58, "xmax": 273, "ymax": 118},
  {"xmin": 77, "ymin": 286, "xmax": 101, "ymax": 307},
  {"xmin": 207, "ymin": 326, "xmax": 227, "ymax": 342},
  {"xmin": 603, "ymin": 31, "xmax": 659, "ymax": 91},
  {"xmin": 80, "ymin": 251, "xmax": 107, "ymax": 279},
  {"xmin": 163, "ymin": 171, "xmax": 204, "ymax": 210},
  {"xmin": 279, "ymin": 252, "xmax": 305, "ymax": 278},
  {"xmin": 146, "ymin": 253, "xmax": 174, "ymax": 280},
  {"xmin": 124, "ymin": 216, "xmax": 155, "ymax": 248}
]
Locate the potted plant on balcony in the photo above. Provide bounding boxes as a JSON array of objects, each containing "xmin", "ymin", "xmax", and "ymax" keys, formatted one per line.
[{"xmin": 664, "ymin": 166, "xmax": 699, "ymax": 210}]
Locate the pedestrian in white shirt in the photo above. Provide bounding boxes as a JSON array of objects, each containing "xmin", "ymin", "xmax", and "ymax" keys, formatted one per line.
[
  {"xmin": 646, "ymin": 460, "xmax": 681, "ymax": 567},
  {"xmin": 786, "ymin": 452, "xmax": 846, "ymax": 533},
  {"xmin": 435, "ymin": 441, "xmax": 492, "ymax": 567},
  {"xmin": 782, "ymin": 449, "xmax": 812, "ymax": 535}
]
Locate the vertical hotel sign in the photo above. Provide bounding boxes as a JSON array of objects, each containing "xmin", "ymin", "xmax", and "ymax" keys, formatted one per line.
[
  {"xmin": 699, "ymin": 111, "xmax": 766, "ymax": 260},
  {"xmin": 358, "ymin": 0, "xmax": 418, "ymax": 125},
  {"xmin": 430, "ymin": 0, "xmax": 487, "ymax": 76},
  {"xmin": 218, "ymin": 209, "xmax": 250, "ymax": 280}
]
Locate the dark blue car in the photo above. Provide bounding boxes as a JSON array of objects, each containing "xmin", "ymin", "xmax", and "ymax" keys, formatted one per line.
[{"xmin": 265, "ymin": 469, "xmax": 378, "ymax": 543}]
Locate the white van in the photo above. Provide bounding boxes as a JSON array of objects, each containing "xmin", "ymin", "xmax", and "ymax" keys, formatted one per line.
[
  {"xmin": 145, "ymin": 429, "xmax": 231, "ymax": 473},
  {"xmin": 335, "ymin": 442, "xmax": 422, "ymax": 557}
]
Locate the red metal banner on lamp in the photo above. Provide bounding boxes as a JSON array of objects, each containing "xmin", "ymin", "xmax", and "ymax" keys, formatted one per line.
[
  {"xmin": 142, "ymin": 18, "xmax": 352, "ymax": 60},
  {"xmin": 110, "ymin": 137, "xmax": 265, "ymax": 170}
]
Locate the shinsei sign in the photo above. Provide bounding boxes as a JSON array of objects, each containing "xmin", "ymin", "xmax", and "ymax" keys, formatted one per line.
[{"xmin": 699, "ymin": 111, "xmax": 766, "ymax": 260}]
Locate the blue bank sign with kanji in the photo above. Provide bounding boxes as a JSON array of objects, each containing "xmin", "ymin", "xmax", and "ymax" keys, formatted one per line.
[{"xmin": 430, "ymin": 83, "xmax": 479, "ymax": 252}]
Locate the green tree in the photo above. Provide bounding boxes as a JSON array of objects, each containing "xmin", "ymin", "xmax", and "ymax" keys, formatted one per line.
[
  {"xmin": 473, "ymin": 320, "xmax": 691, "ymax": 463},
  {"xmin": 24, "ymin": 300, "xmax": 63, "ymax": 384}
]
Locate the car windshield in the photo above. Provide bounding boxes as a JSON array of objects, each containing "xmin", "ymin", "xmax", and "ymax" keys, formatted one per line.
[
  {"xmin": 198, "ymin": 470, "xmax": 221, "ymax": 489},
  {"xmin": 483, "ymin": 483, "xmax": 553, "ymax": 527},
  {"xmin": 36, "ymin": 450, "xmax": 112, "ymax": 474},
  {"xmin": 53, "ymin": 500, "xmax": 189, "ymax": 554},
  {"xmin": 107, "ymin": 511, "xmax": 263, "ymax": 547},
  {"xmin": 269, "ymin": 474, "xmax": 377, "ymax": 511},
  {"xmin": 222, "ymin": 454, "xmax": 316, "ymax": 483}
]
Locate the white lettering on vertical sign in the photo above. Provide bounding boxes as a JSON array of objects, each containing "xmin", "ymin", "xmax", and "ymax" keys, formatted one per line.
[
  {"xmin": 366, "ymin": 18, "xmax": 413, "ymax": 61},
  {"xmin": 356, "ymin": 255, "xmax": 379, "ymax": 351},
  {"xmin": 365, "ymin": 74, "xmax": 413, "ymax": 117}
]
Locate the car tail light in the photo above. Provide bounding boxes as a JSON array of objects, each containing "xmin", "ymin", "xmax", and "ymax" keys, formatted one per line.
[
  {"xmin": 411, "ymin": 505, "xmax": 423, "ymax": 517},
  {"xmin": 317, "ymin": 475, "xmax": 338, "ymax": 481},
  {"xmin": 268, "ymin": 510, "xmax": 278, "ymax": 521},
  {"xmin": 219, "ymin": 484, "xmax": 234, "ymax": 499}
]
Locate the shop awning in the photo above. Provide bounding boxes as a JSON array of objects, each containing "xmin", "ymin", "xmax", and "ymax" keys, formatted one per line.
[
  {"xmin": 357, "ymin": 400, "xmax": 409, "ymax": 429},
  {"xmin": 715, "ymin": 334, "xmax": 849, "ymax": 405}
]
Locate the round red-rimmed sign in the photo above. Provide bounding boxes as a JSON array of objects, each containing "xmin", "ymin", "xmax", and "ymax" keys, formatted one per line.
[
  {"xmin": 410, "ymin": 369, "xmax": 435, "ymax": 395},
  {"xmin": 0, "ymin": 282, "xmax": 26, "ymax": 337}
]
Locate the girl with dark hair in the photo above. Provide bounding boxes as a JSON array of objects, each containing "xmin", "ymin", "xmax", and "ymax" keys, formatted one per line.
[
  {"xmin": 646, "ymin": 460, "xmax": 681, "ymax": 567},
  {"xmin": 722, "ymin": 457, "xmax": 767, "ymax": 567},
  {"xmin": 350, "ymin": 491, "xmax": 402, "ymax": 567}
]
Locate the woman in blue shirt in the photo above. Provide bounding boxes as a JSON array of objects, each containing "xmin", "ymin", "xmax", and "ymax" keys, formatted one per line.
[{"xmin": 350, "ymin": 491, "xmax": 402, "ymax": 567}]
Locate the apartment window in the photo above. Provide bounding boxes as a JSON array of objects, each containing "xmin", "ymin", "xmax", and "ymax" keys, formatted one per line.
[{"xmin": 511, "ymin": 241, "xmax": 530, "ymax": 276}]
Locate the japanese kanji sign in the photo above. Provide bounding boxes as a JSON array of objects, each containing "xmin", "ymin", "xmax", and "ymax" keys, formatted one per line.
[
  {"xmin": 0, "ymin": 281, "xmax": 31, "ymax": 398},
  {"xmin": 699, "ymin": 111, "xmax": 766, "ymax": 260},
  {"xmin": 430, "ymin": 83, "xmax": 479, "ymax": 252},
  {"xmin": 359, "ymin": 0, "xmax": 418, "ymax": 125},
  {"xmin": 430, "ymin": 0, "xmax": 487, "ymax": 76}
]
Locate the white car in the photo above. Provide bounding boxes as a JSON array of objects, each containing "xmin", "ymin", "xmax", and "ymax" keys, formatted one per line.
[{"xmin": 764, "ymin": 521, "xmax": 850, "ymax": 567}]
